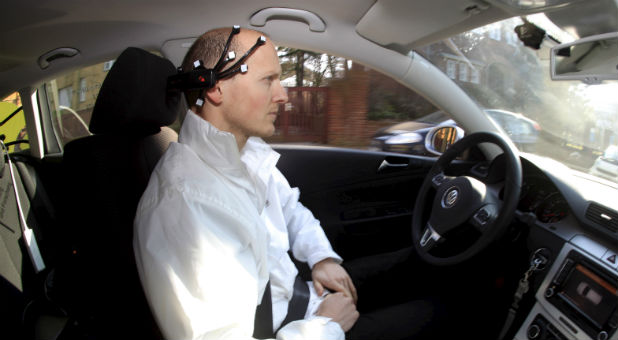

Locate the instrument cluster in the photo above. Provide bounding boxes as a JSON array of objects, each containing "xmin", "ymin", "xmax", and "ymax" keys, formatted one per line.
[{"xmin": 518, "ymin": 175, "xmax": 569, "ymax": 223}]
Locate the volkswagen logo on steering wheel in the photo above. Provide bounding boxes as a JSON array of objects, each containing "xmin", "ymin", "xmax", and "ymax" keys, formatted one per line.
[{"xmin": 441, "ymin": 186, "xmax": 459, "ymax": 208}]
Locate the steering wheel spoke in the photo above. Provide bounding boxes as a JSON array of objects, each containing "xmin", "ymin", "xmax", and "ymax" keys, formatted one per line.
[
  {"xmin": 431, "ymin": 171, "xmax": 453, "ymax": 189},
  {"xmin": 470, "ymin": 205, "xmax": 497, "ymax": 232},
  {"xmin": 419, "ymin": 222, "xmax": 442, "ymax": 252}
]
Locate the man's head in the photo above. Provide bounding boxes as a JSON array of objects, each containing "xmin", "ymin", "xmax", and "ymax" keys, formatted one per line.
[{"xmin": 182, "ymin": 27, "xmax": 288, "ymax": 149}]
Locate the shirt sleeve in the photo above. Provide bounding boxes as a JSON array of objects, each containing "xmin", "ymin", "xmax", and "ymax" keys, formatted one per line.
[
  {"xmin": 277, "ymin": 317, "xmax": 344, "ymax": 340},
  {"xmin": 134, "ymin": 185, "xmax": 344, "ymax": 340},
  {"xmin": 272, "ymin": 169, "xmax": 342, "ymax": 268}
]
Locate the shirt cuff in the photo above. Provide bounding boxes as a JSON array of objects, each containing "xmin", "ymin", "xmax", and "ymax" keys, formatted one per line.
[
  {"xmin": 307, "ymin": 252, "xmax": 343, "ymax": 269},
  {"xmin": 276, "ymin": 316, "xmax": 344, "ymax": 340}
]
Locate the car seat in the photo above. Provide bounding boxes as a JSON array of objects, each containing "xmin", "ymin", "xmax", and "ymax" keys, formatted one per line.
[
  {"xmin": 0, "ymin": 143, "xmax": 58, "ymax": 339},
  {"xmin": 53, "ymin": 47, "xmax": 180, "ymax": 339}
]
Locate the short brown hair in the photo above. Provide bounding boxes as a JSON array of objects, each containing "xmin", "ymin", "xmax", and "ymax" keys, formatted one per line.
[{"xmin": 181, "ymin": 27, "xmax": 249, "ymax": 106}]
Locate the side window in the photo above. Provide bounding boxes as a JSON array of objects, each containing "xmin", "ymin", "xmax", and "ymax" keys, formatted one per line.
[
  {"xmin": 0, "ymin": 92, "xmax": 29, "ymax": 153},
  {"xmin": 265, "ymin": 47, "xmax": 438, "ymax": 156},
  {"xmin": 44, "ymin": 60, "xmax": 114, "ymax": 146},
  {"xmin": 44, "ymin": 51, "xmax": 171, "ymax": 147}
]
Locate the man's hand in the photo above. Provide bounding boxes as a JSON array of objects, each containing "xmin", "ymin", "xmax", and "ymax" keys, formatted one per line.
[
  {"xmin": 312, "ymin": 258, "xmax": 358, "ymax": 303},
  {"xmin": 316, "ymin": 292, "xmax": 359, "ymax": 332}
]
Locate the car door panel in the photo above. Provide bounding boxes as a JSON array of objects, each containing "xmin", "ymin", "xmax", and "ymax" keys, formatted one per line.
[{"xmin": 274, "ymin": 146, "xmax": 435, "ymax": 260}]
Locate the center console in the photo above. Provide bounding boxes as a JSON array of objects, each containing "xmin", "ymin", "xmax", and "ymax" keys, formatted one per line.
[{"xmin": 515, "ymin": 242, "xmax": 618, "ymax": 340}]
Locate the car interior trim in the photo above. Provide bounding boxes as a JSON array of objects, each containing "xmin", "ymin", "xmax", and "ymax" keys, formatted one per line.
[{"xmin": 19, "ymin": 88, "xmax": 44, "ymax": 159}]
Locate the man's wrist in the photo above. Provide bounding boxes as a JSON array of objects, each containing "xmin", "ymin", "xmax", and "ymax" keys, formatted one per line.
[
  {"xmin": 308, "ymin": 253, "xmax": 342, "ymax": 269},
  {"xmin": 315, "ymin": 258, "xmax": 336, "ymax": 266}
]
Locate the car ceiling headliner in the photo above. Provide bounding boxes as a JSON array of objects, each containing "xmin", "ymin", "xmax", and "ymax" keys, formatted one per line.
[{"xmin": 0, "ymin": 0, "xmax": 615, "ymax": 97}]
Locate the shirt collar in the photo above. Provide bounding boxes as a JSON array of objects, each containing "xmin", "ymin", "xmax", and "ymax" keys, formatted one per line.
[
  {"xmin": 179, "ymin": 110, "xmax": 242, "ymax": 171},
  {"xmin": 241, "ymin": 137, "xmax": 281, "ymax": 195},
  {"xmin": 178, "ymin": 110, "xmax": 280, "ymax": 210}
]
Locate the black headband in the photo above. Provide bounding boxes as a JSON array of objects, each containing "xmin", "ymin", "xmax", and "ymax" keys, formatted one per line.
[{"xmin": 167, "ymin": 25, "xmax": 267, "ymax": 106}]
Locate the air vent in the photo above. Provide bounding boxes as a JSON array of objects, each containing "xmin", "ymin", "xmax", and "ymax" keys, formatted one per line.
[{"xmin": 585, "ymin": 202, "xmax": 618, "ymax": 233}]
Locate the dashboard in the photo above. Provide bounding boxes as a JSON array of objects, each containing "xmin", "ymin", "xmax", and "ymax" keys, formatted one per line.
[
  {"xmin": 507, "ymin": 155, "xmax": 618, "ymax": 340},
  {"xmin": 488, "ymin": 153, "xmax": 618, "ymax": 244}
]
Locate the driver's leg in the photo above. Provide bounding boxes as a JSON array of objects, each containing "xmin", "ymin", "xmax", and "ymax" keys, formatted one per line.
[
  {"xmin": 341, "ymin": 248, "xmax": 455, "ymax": 339},
  {"xmin": 343, "ymin": 247, "xmax": 435, "ymax": 311},
  {"xmin": 345, "ymin": 297, "xmax": 451, "ymax": 340},
  {"xmin": 342, "ymin": 247, "xmax": 414, "ymax": 288}
]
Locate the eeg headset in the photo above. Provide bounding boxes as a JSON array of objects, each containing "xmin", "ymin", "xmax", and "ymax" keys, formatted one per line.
[{"xmin": 167, "ymin": 25, "xmax": 267, "ymax": 106}]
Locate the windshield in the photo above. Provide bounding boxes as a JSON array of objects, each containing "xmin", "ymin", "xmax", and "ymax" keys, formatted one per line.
[
  {"xmin": 416, "ymin": 15, "xmax": 618, "ymax": 184},
  {"xmin": 604, "ymin": 145, "xmax": 618, "ymax": 161}
]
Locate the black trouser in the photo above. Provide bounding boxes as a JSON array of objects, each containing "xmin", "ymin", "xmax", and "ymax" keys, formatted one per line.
[{"xmin": 342, "ymin": 247, "xmax": 451, "ymax": 340}]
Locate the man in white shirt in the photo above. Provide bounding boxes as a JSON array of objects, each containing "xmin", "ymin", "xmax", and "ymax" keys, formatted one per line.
[
  {"xmin": 134, "ymin": 27, "xmax": 359, "ymax": 340},
  {"xmin": 134, "ymin": 26, "xmax": 446, "ymax": 340}
]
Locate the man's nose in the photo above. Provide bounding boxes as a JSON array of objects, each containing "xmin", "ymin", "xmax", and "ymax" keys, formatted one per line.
[{"xmin": 274, "ymin": 82, "xmax": 288, "ymax": 103}]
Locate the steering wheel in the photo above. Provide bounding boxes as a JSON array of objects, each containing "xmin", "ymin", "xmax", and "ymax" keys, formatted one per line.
[{"xmin": 412, "ymin": 132, "xmax": 522, "ymax": 265}]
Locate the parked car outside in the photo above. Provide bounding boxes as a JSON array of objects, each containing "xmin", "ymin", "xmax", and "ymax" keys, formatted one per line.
[
  {"xmin": 484, "ymin": 109, "xmax": 542, "ymax": 152},
  {"xmin": 371, "ymin": 109, "xmax": 541, "ymax": 155},
  {"xmin": 369, "ymin": 111, "xmax": 457, "ymax": 155},
  {"xmin": 590, "ymin": 145, "xmax": 618, "ymax": 182}
]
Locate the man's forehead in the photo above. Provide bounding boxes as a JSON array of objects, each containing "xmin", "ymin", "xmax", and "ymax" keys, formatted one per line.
[
  {"xmin": 237, "ymin": 29, "xmax": 267, "ymax": 49},
  {"xmin": 244, "ymin": 38, "xmax": 280, "ymax": 70}
]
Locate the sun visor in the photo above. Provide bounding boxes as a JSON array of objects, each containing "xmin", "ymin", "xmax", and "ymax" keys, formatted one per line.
[{"xmin": 356, "ymin": 0, "xmax": 510, "ymax": 50}]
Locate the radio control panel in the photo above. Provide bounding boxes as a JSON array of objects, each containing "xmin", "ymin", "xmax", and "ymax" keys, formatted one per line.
[{"xmin": 515, "ymin": 242, "xmax": 618, "ymax": 340}]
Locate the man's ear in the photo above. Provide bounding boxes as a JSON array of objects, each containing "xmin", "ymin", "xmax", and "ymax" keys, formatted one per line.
[{"xmin": 204, "ymin": 83, "xmax": 223, "ymax": 105}]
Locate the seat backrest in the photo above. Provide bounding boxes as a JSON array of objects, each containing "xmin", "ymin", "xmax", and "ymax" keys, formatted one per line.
[
  {"xmin": 54, "ymin": 47, "xmax": 180, "ymax": 339},
  {"xmin": 0, "ymin": 151, "xmax": 42, "ymax": 339},
  {"xmin": 0, "ymin": 145, "xmax": 65, "ymax": 339}
]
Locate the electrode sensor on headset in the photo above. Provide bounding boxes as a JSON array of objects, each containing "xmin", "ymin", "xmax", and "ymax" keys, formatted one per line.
[{"xmin": 167, "ymin": 26, "xmax": 267, "ymax": 106}]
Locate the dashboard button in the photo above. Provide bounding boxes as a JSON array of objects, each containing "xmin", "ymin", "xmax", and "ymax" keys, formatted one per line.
[
  {"xmin": 527, "ymin": 324, "xmax": 541, "ymax": 339},
  {"xmin": 602, "ymin": 250, "xmax": 618, "ymax": 270}
]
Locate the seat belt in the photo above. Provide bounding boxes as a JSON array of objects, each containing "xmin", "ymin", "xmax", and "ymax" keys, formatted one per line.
[
  {"xmin": 253, "ymin": 280, "xmax": 274, "ymax": 339},
  {"xmin": 253, "ymin": 276, "xmax": 311, "ymax": 338},
  {"xmin": 277, "ymin": 276, "xmax": 310, "ymax": 332},
  {"xmin": 3, "ymin": 144, "xmax": 46, "ymax": 273}
]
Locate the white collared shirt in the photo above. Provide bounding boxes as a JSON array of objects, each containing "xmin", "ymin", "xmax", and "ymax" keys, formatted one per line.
[{"xmin": 134, "ymin": 111, "xmax": 343, "ymax": 340}]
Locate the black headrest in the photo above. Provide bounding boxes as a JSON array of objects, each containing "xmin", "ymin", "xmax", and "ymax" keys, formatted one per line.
[{"xmin": 89, "ymin": 47, "xmax": 180, "ymax": 136}]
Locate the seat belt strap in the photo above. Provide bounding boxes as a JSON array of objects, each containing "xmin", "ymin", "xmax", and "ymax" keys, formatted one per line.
[
  {"xmin": 253, "ymin": 280, "xmax": 274, "ymax": 339},
  {"xmin": 5, "ymin": 151, "xmax": 46, "ymax": 273},
  {"xmin": 278, "ymin": 275, "xmax": 310, "ymax": 332}
]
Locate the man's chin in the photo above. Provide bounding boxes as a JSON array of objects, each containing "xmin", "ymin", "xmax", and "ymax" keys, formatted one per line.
[
  {"xmin": 255, "ymin": 125, "xmax": 276, "ymax": 139},
  {"xmin": 264, "ymin": 128, "xmax": 276, "ymax": 138}
]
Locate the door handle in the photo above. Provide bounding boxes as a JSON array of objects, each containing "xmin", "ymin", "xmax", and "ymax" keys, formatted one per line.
[{"xmin": 378, "ymin": 157, "xmax": 409, "ymax": 172}]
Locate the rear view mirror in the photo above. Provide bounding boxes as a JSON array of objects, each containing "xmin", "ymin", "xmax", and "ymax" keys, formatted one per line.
[{"xmin": 550, "ymin": 32, "xmax": 618, "ymax": 84}]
